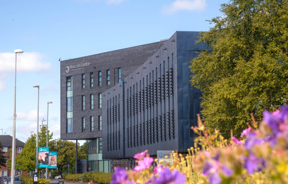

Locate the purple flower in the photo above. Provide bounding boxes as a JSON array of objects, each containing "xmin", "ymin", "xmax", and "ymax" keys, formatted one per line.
[
  {"xmin": 241, "ymin": 127, "xmax": 251, "ymax": 138},
  {"xmin": 134, "ymin": 157, "xmax": 154, "ymax": 171},
  {"xmin": 111, "ymin": 167, "xmax": 129, "ymax": 184},
  {"xmin": 154, "ymin": 168, "xmax": 186, "ymax": 184},
  {"xmin": 244, "ymin": 153, "xmax": 266, "ymax": 174},
  {"xmin": 154, "ymin": 164, "xmax": 164, "ymax": 175},
  {"xmin": 244, "ymin": 132, "xmax": 264, "ymax": 149},
  {"xmin": 134, "ymin": 150, "xmax": 148, "ymax": 160},
  {"xmin": 232, "ymin": 137, "xmax": 243, "ymax": 145},
  {"xmin": 202, "ymin": 157, "xmax": 233, "ymax": 184}
]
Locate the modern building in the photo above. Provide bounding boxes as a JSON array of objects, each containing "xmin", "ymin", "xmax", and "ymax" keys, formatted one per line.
[
  {"xmin": 102, "ymin": 32, "xmax": 205, "ymax": 168},
  {"xmin": 60, "ymin": 31, "xmax": 205, "ymax": 172},
  {"xmin": 60, "ymin": 41, "xmax": 165, "ymax": 172},
  {"xmin": 0, "ymin": 135, "xmax": 28, "ymax": 177}
]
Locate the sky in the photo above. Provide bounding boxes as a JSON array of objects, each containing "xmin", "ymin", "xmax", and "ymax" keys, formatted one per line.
[{"xmin": 0, "ymin": 0, "xmax": 229, "ymax": 143}]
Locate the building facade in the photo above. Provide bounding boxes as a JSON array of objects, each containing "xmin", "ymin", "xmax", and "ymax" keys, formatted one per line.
[
  {"xmin": 60, "ymin": 41, "xmax": 165, "ymax": 172},
  {"xmin": 0, "ymin": 135, "xmax": 28, "ymax": 177},
  {"xmin": 102, "ymin": 32, "xmax": 205, "ymax": 162}
]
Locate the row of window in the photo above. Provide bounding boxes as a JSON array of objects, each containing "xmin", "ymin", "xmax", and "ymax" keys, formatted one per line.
[
  {"xmin": 82, "ymin": 93, "xmax": 102, "ymax": 110},
  {"xmin": 1, "ymin": 147, "xmax": 22, "ymax": 153},
  {"xmin": 81, "ymin": 68, "xmax": 122, "ymax": 89},
  {"xmin": 82, "ymin": 115, "xmax": 102, "ymax": 132}
]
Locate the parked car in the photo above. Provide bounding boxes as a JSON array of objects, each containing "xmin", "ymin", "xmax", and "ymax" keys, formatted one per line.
[
  {"xmin": 5, "ymin": 177, "xmax": 21, "ymax": 184},
  {"xmin": 54, "ymin": 175, "xmax": 61, "ymax": 179},
  {"xmin": 0, "ymin": 177, "xmax": 5, "ymax": 184}
]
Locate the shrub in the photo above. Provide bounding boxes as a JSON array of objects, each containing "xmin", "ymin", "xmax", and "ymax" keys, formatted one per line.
[
  {"xmin": 63, "ymin": 174, "xmax": 81, "ymax": 181},
  {"xmin": 20, "ymin": 176, "xmax": 50, "ymax": 184}
]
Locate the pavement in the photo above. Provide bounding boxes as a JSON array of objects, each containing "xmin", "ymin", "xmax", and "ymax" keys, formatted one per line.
[{"xmin": 50, "ymin": 179, "xmax": 89, "ymax": 184}]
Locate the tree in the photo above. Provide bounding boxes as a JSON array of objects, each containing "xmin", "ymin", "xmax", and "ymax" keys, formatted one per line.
[
  {"xmin": 78, "ymin": 141, "xmax": 88, "ymax": 160},
  {"xmin": 49, "ymin": 139, "xmax": 76, "ymax": 176},
  {"xmin": 190, "ymin": 0, "xmax": 288, "ymax": 138},
  {"xmin": 11, "ymin": 125, "xmax": 54, "ymax": 172},
  {"xmin": 0, "ymin": 141, "xmax": 6, "ymax": 167}
]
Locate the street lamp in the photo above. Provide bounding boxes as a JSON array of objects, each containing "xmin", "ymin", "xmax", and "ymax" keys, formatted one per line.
[
  {"xmin": 11, "ymin": 49, "xmax": 23, "ymax": 184},
  {"xmin": 33, "ymin": 85, "xmax": 40, "ymax": 175},
  {"xmin": 46, "ymin": 101, "xmax": 52, "ymax": 179}
]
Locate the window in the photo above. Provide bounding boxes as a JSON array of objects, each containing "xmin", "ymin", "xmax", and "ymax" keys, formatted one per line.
[
  {"xmin": 82, "ymin": 117, "xmax": 86, "ymax": 132},
  {"xmin": 90, "ymin": 116, "xmax": 94, "ymax": 131},
  {"xmin": 106, "ymin": 69, "xmax": 110, "ymax": 85},
  {"xmin": 90, "ymin": 72, "xmax": 94, "ymax": 88},
  {"xmin": 118, "ymin": 68, "xmax": 121, "ymax": 83},
  {"xmin": 98, "ymin": 115, "xmax": 102, "ymax": 130},
  {"xmin": 82, "ymin": 95, "xmax": 85, "ymax": 110},
  {"xmin": 98, "ymin": 71, "xmax": 102, "ymax": 86},
  {"xmin": 17, "ymin": 147, "xmax": 22, "ymax": 153},
  {"xmin": 2, "ymin": 147, "xmax": 7, "ymax": 152},
  {"xmin": 82, "ymin": 74, "xmax": 85, "ymax": 89},
  {"xmin": 66, "ymin": 77, "xmax": 73, "ymax": 133},
  {"xmin": 90, "ymin": 94, "xmax": 94, "ymax": 109},
  {"xmin": 98, "ymin": 93, "xmax": 102, "ymax": 108}
]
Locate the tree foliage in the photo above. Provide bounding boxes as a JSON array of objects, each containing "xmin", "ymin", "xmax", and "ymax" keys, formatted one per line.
[
  {"xmin": 13, "ymin": 125, "xmax": 54, "ymax": 172},
  {"xmin": 50, "ymin": 139, "xmax": 76, "ymax": 176},
  {"xmin": 0, "ymin": 141, "xmax": 6, "ymax": 167},
  {"xmin": 78, "ymin": 141, "xmax": 88, "ymax": 160},
  {"xmin": 190, "ymin": 0, "xmax": 288, "ymax": 138}
]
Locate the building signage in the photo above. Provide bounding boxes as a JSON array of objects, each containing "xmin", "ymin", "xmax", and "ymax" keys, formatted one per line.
[
  {"xmin": 48, "ymin": 151, "xmax": 57, "ymax": 169},
  {"xmin": 38, "ymin": 147, "xmax": 49, "ymax": 168},
  {"xmin": 157, "ymin": 150, "xmax": 173, "ymax": 164},
  {"xmin": 65, "ymin": 62, "xmax": 91, "ymax": 73}
]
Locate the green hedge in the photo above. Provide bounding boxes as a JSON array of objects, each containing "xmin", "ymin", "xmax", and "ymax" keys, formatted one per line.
[
  {"xmin": 64, "ymin": 172, "xmax": 112, "ymax": 184},
  {"xmin": 63, "ymin": 174, "xmax": 82, "ymax": 181},
  {"xmin": 20, "ymin": 176, "xmax": 51, "ymax": 184}
]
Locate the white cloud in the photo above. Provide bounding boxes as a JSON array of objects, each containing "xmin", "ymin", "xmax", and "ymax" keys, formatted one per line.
[
  {"xmin": 163, "ymin": 0, "xmax": 206, "ymax": 14},
  {"xmin": 0, "ymin": 52, "xmax": 50, "ymax": 73},
  {"xmin": 0, "ymin": 52, "xmax": 50, "ymax": 91},
  {"xmin": 106, "ymin": 0, "xmax": 126, "ymax": 4},
  {"xmin": 16, "ymin": 110, "xmax": 45, "ymax": 121}
]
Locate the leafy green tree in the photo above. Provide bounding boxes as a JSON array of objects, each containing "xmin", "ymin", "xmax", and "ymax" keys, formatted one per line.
[
  {"xmin": 10, "ymin": 125, "xmax": 54, "ymax": 172},
  {"xmin": 14, "ymin": 135, "xmax": 36, "ymax": 172},
  {"xmin": 50, "ymin": 139, "xmax": 76, "ymax": 176},
  {"xmin": 78, "ymin": 141, "xmax": 88, "ymax": 159},
  {"xmin": 0, "ymin": 141, "xmax": 6, "ymax": 167},
  {"xmin": 190, "ymin": 0, "xmax": 288, "ymax": 138}
]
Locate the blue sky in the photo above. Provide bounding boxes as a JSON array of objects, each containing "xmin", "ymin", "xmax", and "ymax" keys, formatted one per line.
[{"xmin": 0, "ymin": 0, "xmax": 228, "ymax": 142}]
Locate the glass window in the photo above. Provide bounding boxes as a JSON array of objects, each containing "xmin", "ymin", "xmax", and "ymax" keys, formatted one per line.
[
  {"xmin": 90, "ymin": 72, "xmax": 94, "ymax": 88},
  {"xmin": 67, "ymin": 118, "xmax": 73, "ymax": 133},
  {"xmin": 82, "ymin": 117, "xmax": 86, "ymax": 132},
  {"xmin": 98, "ymin": 115, "xmax": 102, "ymax": 131},
  {"xmin": 82, "ymin": 74, "xmax": 85, "ymax": 89},
  {"xmin": 90, "ymin": 116, "xmax": 94, "ymax": 131},
  {"xmin": 106, "ymin": 69, "xmax": 110, "ymax": 85},
  {"xmin": 3, "ymin": 147, "xmax": 7, "ymax": 152},
  {"xmin": 82, "ymin": 95, "xmax": 85, "ymax": 110},
  {"xmin": 66, "ymin": 76, "xmax": 73, "ymax": 133},
  {"xmin": 98, "ymin": 93, "xmax": 102, "ymax": 108},
  {"xmin": 90, "ymin": 94, "xmax": 94, "ymax": 109},
  {"xmin": 118, "ymin": 68, "xmax": 121, "ymax": 83},
  {"xmin": 98, "ymin": 71, "xmax": 102, "ymax": 86},
  {"xmin": 67, "ymin": 97, "xmax": 73, "ymax": 112},
  {"xmin": 17, "ymin": 147, "xmax": 22, "ymax": 153}
]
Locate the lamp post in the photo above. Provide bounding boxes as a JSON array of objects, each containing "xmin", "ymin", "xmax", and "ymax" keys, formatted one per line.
[
  {"xmin": 33, "ymin": 85, "xmax": 40, "ymax": 176},
  {"xmin": 11, "ymin": 49, "xmax": 23, "ymax": 184},
  {"xmin": 45, "ymin": 101, "xmax": 52, "ymax": 179}
]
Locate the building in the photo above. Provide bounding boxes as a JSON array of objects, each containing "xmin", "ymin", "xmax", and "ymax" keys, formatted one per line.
[
  {"xmin": 60, "ymin": 41, "xmax": 165, "ymax": 172},
  {"xmin": 0, "ymin": 135, "xmax": 27, "ymax": 177},
  {"xmin": 60, "ymin": 31, "xmax": 206, "ymax": 172},
  {"xmin": 102, "ymin": 31, "xmax": 205, "ymax": 168}
]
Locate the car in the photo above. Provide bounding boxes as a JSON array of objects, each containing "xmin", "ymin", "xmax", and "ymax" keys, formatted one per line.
[
  {"xmin": 5, "ymin": 177, "xmax": 21, "ymax": 184},
  {"xmin": 0, "ymin": 177, "xmax": 5, "ymax": 184},
  {"xmin": 54, "ymin": 175, "xmax": 61, "ymax": 179}
]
